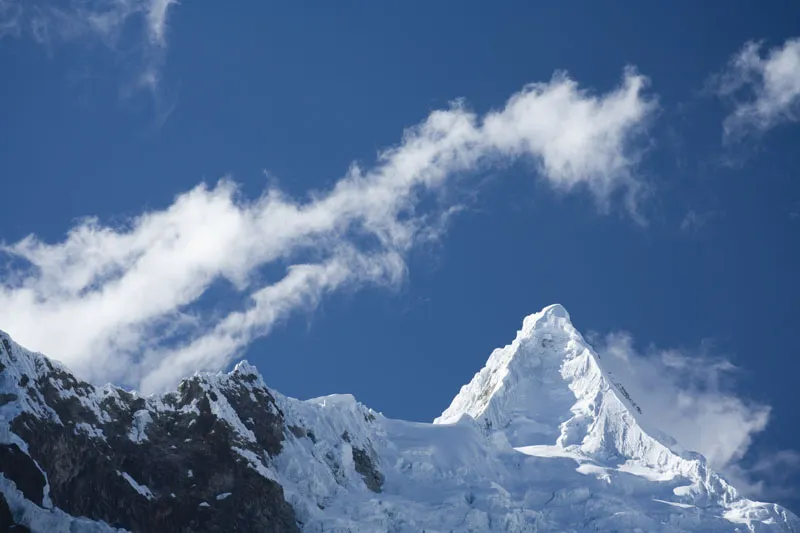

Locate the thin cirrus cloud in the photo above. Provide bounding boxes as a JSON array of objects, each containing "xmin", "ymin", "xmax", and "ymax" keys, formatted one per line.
[
  {"xmin": 0, "ymin": 0, "xmax": 178, "ymax": 90},
  {"xmin": 0, "ymin": 69, "xmax": 656, "ymax": 394},
  {"xmin": 595, "ymin": 331, "xmax": 797, "ymax": 500},
  {"xmin": 714, "ymin": 37, "xmax": 800, "ymax": 140}
]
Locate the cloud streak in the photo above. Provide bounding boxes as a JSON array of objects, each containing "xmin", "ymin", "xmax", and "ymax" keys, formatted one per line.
[
  {"xmin": 714, "ymin": 37, "xmax": 800, "ymax": 140},
  {"xmin": 594, "ymin": 331, "xmax": 797, "ymax": 499},
  {"xmin": 0, "ymin": 69, "xmax": 656, "ymax": 393}
]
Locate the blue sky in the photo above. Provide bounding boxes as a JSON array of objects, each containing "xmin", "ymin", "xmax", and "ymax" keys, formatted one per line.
[{"xmin": 1, "ymin": 0, "xmax": 799, "ymax": 511}]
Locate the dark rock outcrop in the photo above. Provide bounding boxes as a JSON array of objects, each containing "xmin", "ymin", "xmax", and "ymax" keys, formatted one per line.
[
  {"xmin": 352, "ymin": 446, "xmax": 384, "ymax": 493},
  {"xmin": 0, "ymin": 333, "xmax": 299, "ymax": 533},
  {"xmin": 0, "ymin": 444, "xmax": 46, "ymax": 507}
]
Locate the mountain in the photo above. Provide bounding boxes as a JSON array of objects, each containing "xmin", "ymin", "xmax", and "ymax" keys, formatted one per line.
[{"xmin": 0, "ymin": 304, "xmax": 797, "ymax": 532}]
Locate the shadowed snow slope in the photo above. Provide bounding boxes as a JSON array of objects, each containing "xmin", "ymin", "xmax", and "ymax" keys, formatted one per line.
[{"xmin": 1, "ymin": 305, "xmax": 798, "ymax": 532}]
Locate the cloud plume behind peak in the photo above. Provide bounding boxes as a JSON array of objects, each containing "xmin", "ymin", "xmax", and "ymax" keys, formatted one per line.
[{"xmin": 0, "ymin": 69, "xmax": 656, "ymax": 393}]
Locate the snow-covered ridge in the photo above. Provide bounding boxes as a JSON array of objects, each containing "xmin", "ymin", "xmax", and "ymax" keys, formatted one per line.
[
  {"xmin": 1, "ymin": 306, "xmax": 799, "ymax": 532},
  {"xmin": 436, "ymin": 303, "xmax": 684, "ymax": 454},
  {"xmin": 434, "ymin": 304, "xmax": 792, "ymax": 526}
]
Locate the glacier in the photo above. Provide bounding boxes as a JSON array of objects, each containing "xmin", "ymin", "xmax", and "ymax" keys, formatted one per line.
[{"xmin": 0, "ymin": 304, "xmax": 798, "ymax": 532}]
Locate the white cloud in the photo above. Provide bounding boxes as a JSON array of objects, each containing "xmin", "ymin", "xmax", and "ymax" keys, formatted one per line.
[
  {"xmin": 715, "ymin": 37, "xmax": 800, "ymax": 139},
  {"xmin": 144, "ymin": 0, "xmax": 175, "ymax": 46},
  {"xmin": 0, "ymin": 69, "xmax": 656, "ymax": 393},
  {"xmin": 594, "ymin": 331, "xmax": 797, "ymax": 499},
  {"xmin": 484, "ymin": 68, "xmax": 652, "ymax": 205}
]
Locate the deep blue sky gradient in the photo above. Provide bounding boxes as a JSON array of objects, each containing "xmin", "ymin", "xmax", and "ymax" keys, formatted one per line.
[{"xmin": 1, "ymin": 0, "xmax": 799, "ymax": 509}]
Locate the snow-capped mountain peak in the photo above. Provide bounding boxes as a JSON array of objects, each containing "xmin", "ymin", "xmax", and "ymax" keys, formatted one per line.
[
  {"xmin": 434, "ymin": 304, "xmax": 796, "ymax": 527},
  {"xmin": 1, "ymin": 307, "xmax": 798, "ymax": 532},
  {"xmin": 436, "ymin": 303, "xmax": 656, "ymax": 448},
  {"xmin": 435, "ymin": 302, "xmax": 601, "ymax": 442}
]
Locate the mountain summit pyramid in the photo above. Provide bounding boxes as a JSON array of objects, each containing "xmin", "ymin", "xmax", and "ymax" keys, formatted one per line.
[{"xmin": 1, "ymin": 305, "xmax": 798, "ymax": 532}]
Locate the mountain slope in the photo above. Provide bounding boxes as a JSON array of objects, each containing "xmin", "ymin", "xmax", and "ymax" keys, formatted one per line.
[{"xmin": 1, "ymin": 305, "xmax": 798, "ymax": 532}]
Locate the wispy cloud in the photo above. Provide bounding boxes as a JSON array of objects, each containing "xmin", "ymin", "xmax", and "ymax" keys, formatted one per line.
[
  {"xmin": 790, "ymin": 201, "xmax": 800, "ymax": 220},
  {"xmin": 594, "ymin": 332, "xmax": 797, "ymax": 499},
  {"xmin": 0, "ymin": 69, "xmax": 656, "ymax": 393},
  {"xmin": 713, "ymin": 37, "xmax": 800, "ymax": 140},
  {"xmin": 0, "ymin": 0, "xmax": 178, "ymax": 93},
  {"xmin": 0, "ymin": 0, "xmax": 22, "ymax": 39},
  {"xmin": 725, "ymin": 450, "xmax": 800, "ymax": 501},
  {"xmin": 680, "ymin": 209, "xmax": 723, "ymax": 232}
]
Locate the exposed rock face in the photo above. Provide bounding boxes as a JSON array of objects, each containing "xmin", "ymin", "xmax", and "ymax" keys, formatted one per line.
[
  {"xmin": 351, "ymin": 446, "xmax": 384, "ymax": 493},
  {"xmin": 0, "ymin": 333, "xmax": 301, "ymax": 533},
  {"xmin": 0, "ymin": 444, "xmax": 45, "ymax": 508}
]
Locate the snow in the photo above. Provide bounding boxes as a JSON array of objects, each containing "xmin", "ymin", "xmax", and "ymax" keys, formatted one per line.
[
  {"xmin": 232, "ymin": 360, "xmax": 261, "ymax": 379},
  {"xmin": 117, "ymin": 471, "xmax": 154, "ymax": 500},
  {"xmin": 0, "ymin": 334, "xmax": 63, "ymax": 432},
  {"xmin": 264, "ymin": 305, "xmax": 799, "ymax": 532},
  {"xmin": 178, "ymin": 400, "xmax": 200, "ymax": 416},
  {"xmin": 1, "ymin": 306, "xmax": 799, "ymax": 532},
  {"xmin": 57, "ymin": 383, "xmax": 109, "ymax": 424},
  {"xmin": 198, "ymin": 501, "xmax": 210, "ymax": 508},
  {"xmin": 75, "ymin": 422, "xmax": 106, "ymax": 440},
  {"xmin": 128, "ymin": 410, "xmax": 152, "ymax": 443},
  {"xmin": 207, "ymin": 385, "xmax": 258, "ymax": 443},
  {"xmin": 233, "ymin": 446, "xmax": 278, "ymax": 481},
  {"xmin": 653, "ymin": 498, "xmax": 695, "ymax": 509},
  {"xmin": 1, "ymin": 475, "xmax": 128, "ymax": 533},
  {"xmin": 618, "ymin": 460, "xmax": 677, "ymax": 482},
  {"xmin": 307, "ymin": 393, "xmax": 358, "ymax": 408},
  {"xmin": 515, "ymin": 444, "xmax": 586, "ymax": 461}
]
